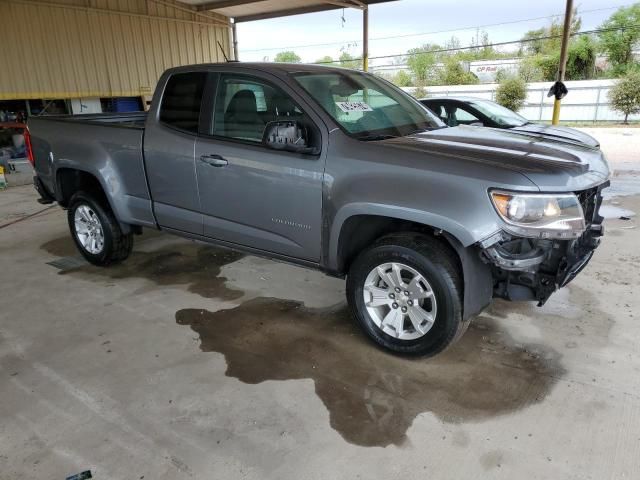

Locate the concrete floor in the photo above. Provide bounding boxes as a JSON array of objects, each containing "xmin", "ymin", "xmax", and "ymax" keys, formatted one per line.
[{"xmin": 1, "ymin": 181, "xmax": 640, "ymax": 479}]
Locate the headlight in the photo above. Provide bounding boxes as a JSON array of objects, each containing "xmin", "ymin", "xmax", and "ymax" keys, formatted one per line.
[{"xmin": 490, "ymin": 191, "xmax": 585, "ymax": 239}]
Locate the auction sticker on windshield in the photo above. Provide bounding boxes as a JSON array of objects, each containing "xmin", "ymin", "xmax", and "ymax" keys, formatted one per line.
[{"xmin": 336, "ymin": 101, "xmax": 373, "ymax": 113}]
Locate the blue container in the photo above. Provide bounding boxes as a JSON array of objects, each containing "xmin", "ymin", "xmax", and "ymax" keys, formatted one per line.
[{"xmin": 109, "ymin": 97, "xmax": 141, "ymax": 112}]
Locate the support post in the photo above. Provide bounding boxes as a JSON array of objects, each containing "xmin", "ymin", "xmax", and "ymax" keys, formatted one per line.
[
  {"xmin": 551, "ymin": 0, "xmax": 573, "ymax": 125},
  {"xmin": 362, "ymin": 6, "xmax": 369, "ymax": 71},
  {"xmin": 232, "ymin": 20, "xmax": 239, "ymax": 61}
]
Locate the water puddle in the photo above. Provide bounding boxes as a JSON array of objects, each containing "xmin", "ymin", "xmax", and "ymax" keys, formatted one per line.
[
  {"xmin": 41, "ymin": 236, "xmax": 80, "ymax": 258},
  {"xmin": 41, "ymin": 236, "xmax": 244, "ymax": 300},
  {"xmin": 604, "ymin": 173, "xmax": 640, "ymax": 199},
  {"xmin": 176, "ymin": 298, "xmax": 565, "ymax": 447},
  {"xmin": 599, "ymin": 204, "xmax": 636, "ymax": 220}
]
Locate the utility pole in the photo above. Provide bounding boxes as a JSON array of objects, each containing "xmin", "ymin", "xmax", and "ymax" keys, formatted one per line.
[
  {"xmin": 551, "ymin": 0, "xmax": 573, "ymax": 125},
  {"xmin": 362, "ymin": 6, "xmax": 369, "ymax": 71}
]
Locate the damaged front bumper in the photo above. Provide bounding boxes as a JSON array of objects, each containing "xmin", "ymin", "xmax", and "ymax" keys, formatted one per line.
[{"xmin": 480, "ymin": 182, "xmax": 607, "ymax": 305}]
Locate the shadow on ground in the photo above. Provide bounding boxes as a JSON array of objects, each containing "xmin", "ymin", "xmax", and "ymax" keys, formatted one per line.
[
  {"xmin": 176, "ymin": 298, "xmax": 566, "ymax": 447},
  {"xmin": 41, "ymin": 236, "xmax": 244, "ymax": 300}
]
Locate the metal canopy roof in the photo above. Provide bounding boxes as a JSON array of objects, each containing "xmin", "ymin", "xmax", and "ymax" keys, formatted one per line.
[{"xmin": 178, "ymin": 0, "xmax": 396, "ymax": 22}]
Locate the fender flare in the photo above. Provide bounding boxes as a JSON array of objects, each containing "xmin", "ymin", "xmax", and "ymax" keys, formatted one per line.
[
  {"xmin": 328, "ymin": 203, "xmax": 493, "ymax": 320},
  {"xmin": 54, "ymin": 163, "xmax": 133, "ymax": 234},
  {"xmin": 328, "ymin": 202, "xmax": 476, "ymax": 269}
]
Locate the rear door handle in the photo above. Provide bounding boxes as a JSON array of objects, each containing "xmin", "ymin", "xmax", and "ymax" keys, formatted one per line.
[{"xmin": 199, "ymin": 154, "xmax": 228, "ymax": 167}]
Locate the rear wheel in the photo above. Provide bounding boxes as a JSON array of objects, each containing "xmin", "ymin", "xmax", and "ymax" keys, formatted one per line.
[
  {"xmin": 67, "ymin": 191, "xmax": 133, "ymax": 266},
  {"xmin": 346, "ymin": 233, "xmax": 465, "ymax": 356}
]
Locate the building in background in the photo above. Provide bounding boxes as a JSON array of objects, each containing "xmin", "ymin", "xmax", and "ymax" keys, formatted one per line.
[{"xmin": 0, "ymin": 0, "xmax": 231, "ymax": 117}]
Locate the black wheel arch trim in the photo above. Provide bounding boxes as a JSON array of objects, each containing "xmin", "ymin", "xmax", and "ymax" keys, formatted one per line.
[{"xmin": 441, "ymin": 232, "xmax": 493, "ymax": 320}]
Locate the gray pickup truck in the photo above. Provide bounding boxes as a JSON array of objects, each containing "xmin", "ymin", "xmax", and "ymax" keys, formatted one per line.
[{"xmin": 29, "ymin": 63, "xmax": 609, "ymax": 356}]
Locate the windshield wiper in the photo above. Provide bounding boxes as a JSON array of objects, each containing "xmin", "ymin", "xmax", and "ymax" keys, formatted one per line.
[
  {"xmin": 406, "ymin": 126, "xmax": 446, "ymax": 135},
  {"xmin": 356, "ymin": 133, "xmax": 397, "ymax": 141}
]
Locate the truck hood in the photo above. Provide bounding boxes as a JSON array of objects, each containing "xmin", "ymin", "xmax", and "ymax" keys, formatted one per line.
[
  {"xmin": 377, "ymin": 125, "xmax": 610, "ymax": 192},
  {"xmin": 511, "ymin": 123, "xmax": 599, "ymax": 148}
]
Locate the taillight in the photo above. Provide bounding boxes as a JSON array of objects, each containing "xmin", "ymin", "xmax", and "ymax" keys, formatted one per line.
[{"xmin": 24, "ymin": 127, "xmax": 35, "ymax": 167}]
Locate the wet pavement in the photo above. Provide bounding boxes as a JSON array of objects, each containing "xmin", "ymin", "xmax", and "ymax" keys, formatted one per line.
[
  {"xmin": 176, "ymin": 299, "xmax": 563, "ymax": 447},
  {"xmin": 1, "ymin": 176, "xmax": 639, "ymax": 479},
  {"xmin": 41, "ymin": 238, "xmax": 245, "ymax": 301}
]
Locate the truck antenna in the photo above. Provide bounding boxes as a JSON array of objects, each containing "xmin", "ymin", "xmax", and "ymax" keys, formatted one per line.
[{"xmin": 217, "ymin": 41, "xmax": 230, "ymax": 62}]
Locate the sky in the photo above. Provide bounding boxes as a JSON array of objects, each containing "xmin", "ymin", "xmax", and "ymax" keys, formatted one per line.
[{"xmin": 236, "ymin": 0, "xmax": 628, "ymax": 66}]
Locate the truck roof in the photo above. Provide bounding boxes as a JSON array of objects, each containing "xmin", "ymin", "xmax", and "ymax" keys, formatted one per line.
[{"xmin": 164, "ymin": 62, "xmax": 361, "ymax": 76}]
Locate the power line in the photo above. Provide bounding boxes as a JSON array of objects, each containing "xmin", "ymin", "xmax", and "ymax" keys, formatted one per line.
[
  {"xmin": 241, "ymin": 4, "xmax": 630, "ymax": 53},
  {"xmin": 313, "ymin": 22, "xmax": 640, "ymax": 65}
]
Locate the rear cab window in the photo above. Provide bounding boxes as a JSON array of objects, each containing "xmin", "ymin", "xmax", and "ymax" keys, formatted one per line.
[{"xmin": 159, "ymin": 71, "xmax": 207, "ymax": 133}]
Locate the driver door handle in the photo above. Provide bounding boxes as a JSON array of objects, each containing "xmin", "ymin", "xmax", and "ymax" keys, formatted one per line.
[{"xmin": 199, "ymin": 154, "xmax": 228, "ymax": 167}]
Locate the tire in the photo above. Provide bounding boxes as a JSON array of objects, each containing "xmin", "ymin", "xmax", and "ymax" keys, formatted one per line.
[
  {"xmin": 346, "ymin": 233, "xmax": 465, "ymax": 356},
  {"xmin": 67, "ymin": 191, "xmax": 133, "ymax": 266}
]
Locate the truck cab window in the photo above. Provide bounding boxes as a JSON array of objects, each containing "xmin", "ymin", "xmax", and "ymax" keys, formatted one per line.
[
  {"xmin": 213, "ymin": 75, "xmax": 306, "ymax": 143},
  {"xmin": 159, "ymin": 72, "xmax": 207, "ymax": 133}
]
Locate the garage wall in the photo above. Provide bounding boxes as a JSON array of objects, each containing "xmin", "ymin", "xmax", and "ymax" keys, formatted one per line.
[{"xmin": 0, "ymin": 0, "xmax": 231, "ymax": 100}]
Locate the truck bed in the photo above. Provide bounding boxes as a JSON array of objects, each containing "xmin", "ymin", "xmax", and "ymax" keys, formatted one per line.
[
  {"xmin": 33, "ymin": 112, "xmax": 147, "ymax": 129},
  {"xmin": 28, "ymin": 111, "xmax": 155, "ymax": 228}
]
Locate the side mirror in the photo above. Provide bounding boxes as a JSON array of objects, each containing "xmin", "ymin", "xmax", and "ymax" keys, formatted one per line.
[
  {"xmin": 470, "ymin": 122, "xmax": 485, "ymax": 127},
  {"xmin": 262, "ymin": 121, "xmax": 319, "ymax": 155}
]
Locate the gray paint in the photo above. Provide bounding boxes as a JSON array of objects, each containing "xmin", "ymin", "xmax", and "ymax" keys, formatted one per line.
[
  {"xmin": 29, "ymin": 62, "xmax": 610, "ymax": 316},
  {"xmin": 29, "ymin": 114, "xmax": 155, "ymax": 228}
]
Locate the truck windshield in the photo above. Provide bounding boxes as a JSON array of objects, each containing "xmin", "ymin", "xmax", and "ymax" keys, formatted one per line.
[{"xmin": 292, "ymin": 70, "xmax": 443, "ymax": 139}]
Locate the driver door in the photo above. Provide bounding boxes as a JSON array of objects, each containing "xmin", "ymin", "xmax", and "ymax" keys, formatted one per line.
[{"xmin": 194, "ymin": 72, "xmax": 326, "ymax": 262}]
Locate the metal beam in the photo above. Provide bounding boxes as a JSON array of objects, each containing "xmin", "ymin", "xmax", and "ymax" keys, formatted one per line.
[
  {"xmin": 233, "ymin": 0, "xmax": 395, "ymax": 23},
  {"xmin": 551, "ymin": 0, "xmax": 573, "ymax": 125},
  {"xmin": 196, "ymin": 0, "xmax": 269, "ymax": 12},
  {"xmin": 324, "ymin": 1, "xmax": 365, "ymax": 10}
]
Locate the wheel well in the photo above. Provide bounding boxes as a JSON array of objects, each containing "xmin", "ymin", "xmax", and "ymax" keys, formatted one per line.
[
  {"xmin": 336, "ymin": 215, "xmax": 461, "ymax": 275},
  {"xmin": 56, "ymin": 169, "xmax": 108, "ymax": 208}
]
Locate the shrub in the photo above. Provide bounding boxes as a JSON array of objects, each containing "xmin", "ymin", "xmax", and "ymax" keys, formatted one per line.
[
  {"xmin": 608, "ymin": 72, "xmax": 640, "ymax": 123},
  {"xmin": 392, "ymin": 70, "xmax": 413, "ymax": 87},
  {"xmin": 274, "ymin": 51, "xmax": 301, "ymax": 63},
  {"xmin": 411, "ymin": 86, "xmax": 428, "ymax": 99},
  {"xmin": 495, "ymin": 77, "xmax": 527, "ymax": 112}
]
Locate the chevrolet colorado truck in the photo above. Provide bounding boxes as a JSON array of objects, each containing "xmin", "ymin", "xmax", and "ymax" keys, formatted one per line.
[{"xmin": 28, "ymin": 63, "xmax": 609, "ymax": 356}]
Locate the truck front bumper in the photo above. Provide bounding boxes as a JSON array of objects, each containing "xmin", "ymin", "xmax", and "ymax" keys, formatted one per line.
[{"xmin": 481, "ymin": 182, "xmax": 607, "ymax": 306}]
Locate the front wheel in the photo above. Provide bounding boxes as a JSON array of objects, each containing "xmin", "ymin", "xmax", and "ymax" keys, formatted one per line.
[
  {"xmin": 346, "ymin": 233, "xmax": 465, "ymax": 356},
  {"xmin": 68, "ymin": 191, "xmax": 133, "ymax": 266}
]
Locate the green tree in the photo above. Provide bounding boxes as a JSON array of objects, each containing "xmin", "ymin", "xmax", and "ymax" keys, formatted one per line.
[
  {"xmin": 522, "ymin": 35, "xmax": 597, "ymax": 82},
  {"xmin": 599, "ymin": 4, "xmax": 640, "ymax": 75},
  {"xmin": 315, "ymin": 55, "xmax": 334, "ymax": 64},
  {"xmin": 392, "ymin": 70, "xmax": 413, "ymax": 87},
  {"xmin": 495, "ymin": 77, "xmax": 527, "ymax": 112},
  {"xmin": 521, "ymin": 27, "xmax": 547, "ymax": 55},
  {"xmin": 518, "ymin": 55, "xmax": 545, "ymax": 82},
  {"xmin": 274, "ymin": 51, "xmax": 301, "ymax": 63},
  {"xmin": 608, "ymin": 72, "xmax": 640, "ymax": 123},
  {"xmin": 520, "ymin": 9, "xmax": 581, "ymax": 56},
  {"xmin": 339, "ymin": 51, "xmax": 361, "ymax": 69},
  {"xmin": 435, "ymin": 58, "xmax": 479, "ymax": 85},
  {"xmin": 407, "ymin": 44, "xmax": 439, "ymax": 84},
  {"xmin": 565, "ymin": 35, "xmax": 597, "ymax": 80}
]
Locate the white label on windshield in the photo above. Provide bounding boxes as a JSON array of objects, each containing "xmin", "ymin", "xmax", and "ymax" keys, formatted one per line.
[{"xmin": 336, "ymin": 101, "xmax": 373, "ymax": 113}]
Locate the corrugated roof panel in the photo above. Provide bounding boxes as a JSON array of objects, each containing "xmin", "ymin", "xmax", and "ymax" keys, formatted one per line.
[{"xmin": 0, "ymin": 0, "xmax": 230, "ymax": 100}]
